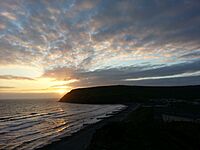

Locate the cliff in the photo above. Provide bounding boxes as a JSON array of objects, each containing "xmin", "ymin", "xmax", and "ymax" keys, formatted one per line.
[{"xmin": 59, "ymin": 85, "xmax": 200, "ymax": 104}]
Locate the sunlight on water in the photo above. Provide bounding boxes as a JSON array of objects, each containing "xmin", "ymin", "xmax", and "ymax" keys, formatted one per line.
[{"xmin": 0, "ymin": 100, "xmax": 126, "ymax": 150}]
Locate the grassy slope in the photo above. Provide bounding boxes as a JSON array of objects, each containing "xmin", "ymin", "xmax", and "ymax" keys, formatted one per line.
[
  {"xmin": 87, "ymin": 107, "xmax": 200, "ymax": 150},
  {"xmin": 60, "ymin": 85, "xmax": 200, "ymax": 104}
]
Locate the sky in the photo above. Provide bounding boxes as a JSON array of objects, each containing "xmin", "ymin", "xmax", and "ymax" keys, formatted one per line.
[{"xmin": 0, "ymin": 0, "xmax": 200, "ymax": 99}]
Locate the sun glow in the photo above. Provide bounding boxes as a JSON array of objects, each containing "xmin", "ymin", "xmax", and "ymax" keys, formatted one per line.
[
  {"xmin": 0, "ymin": 76, "xmax": 72, "ymax": 95},
  {"xmin": 57, "ymin": 89, "xmax": 66, "ymax": 94}
]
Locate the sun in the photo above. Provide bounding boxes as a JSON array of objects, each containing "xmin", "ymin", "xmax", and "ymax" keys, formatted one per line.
[{"xmin": 57, "ymin": 89, "xmax": 66, "ymax": 94}]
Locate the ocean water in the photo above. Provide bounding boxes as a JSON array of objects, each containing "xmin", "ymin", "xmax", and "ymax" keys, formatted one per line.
[{"xmin": 0, "ymin": 100, "xmax": 126, "ymax": 150}]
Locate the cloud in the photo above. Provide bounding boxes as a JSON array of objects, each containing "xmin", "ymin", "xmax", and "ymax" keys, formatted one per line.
[
  {"xmin": 125, "ymin": 76, "xmax": 200, "ymax": 86},
  {"xmin": 0, "ymin": 86, "xmax": 15, "ymax": 89},
  {"xmin": 0, "ymin": 75, "xmax": 34, "ymax": 80},
  {"xmin": 180, "ymin": 50, "xmax": 200, "ymax": 59},
  {"xmin": 0, "ymin": 0, "xmax": 199, "ymax": 87},
  {"xmin": 0, "ymin": 12, "xmax": 17, "ymax": 20},
  {"xmin": 42, "ymin": 59, "xmax": 200, "ymax": 87}
]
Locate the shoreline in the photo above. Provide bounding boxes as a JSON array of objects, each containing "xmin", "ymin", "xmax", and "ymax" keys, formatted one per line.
[{"xmin": 38, "ymin": 103, "xmax": 139, "ymax": 150}]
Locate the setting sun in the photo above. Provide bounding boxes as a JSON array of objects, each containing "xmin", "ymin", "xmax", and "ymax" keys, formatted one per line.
[{"xmin": 57, "ymin": 89, "xmax": 66, "ymax": 94}]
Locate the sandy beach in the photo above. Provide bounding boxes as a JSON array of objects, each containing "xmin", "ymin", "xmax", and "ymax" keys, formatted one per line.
[{"xmin": 38, "ymin": 104, "xmax": 139, "ymax": 150}]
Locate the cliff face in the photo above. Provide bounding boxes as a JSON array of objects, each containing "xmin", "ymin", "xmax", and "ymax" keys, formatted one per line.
[{"xmin": 59, "ymin": 85, "xmax": 200, "ymax": 104}]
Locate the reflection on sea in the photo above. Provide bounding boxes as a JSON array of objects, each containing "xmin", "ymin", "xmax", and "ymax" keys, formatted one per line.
[{"xmin": 0, "ymin": 100, "xmax": 126, "ymax": 150}]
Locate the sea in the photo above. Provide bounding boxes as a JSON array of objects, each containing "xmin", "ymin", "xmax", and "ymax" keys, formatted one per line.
[{"xmin": 0, "ymin": 99, "xmax": 126, "ymax": 150}]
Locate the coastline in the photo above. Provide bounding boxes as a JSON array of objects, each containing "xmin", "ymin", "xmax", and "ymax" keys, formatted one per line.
[{"xmin": 38, "ymin": 103, "xmax": 139, "ymax": 150}]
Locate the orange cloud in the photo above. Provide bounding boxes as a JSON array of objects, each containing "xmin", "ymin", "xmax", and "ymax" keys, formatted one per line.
[
  {"xmin": 1, "ymin": 12, "xmax": 16, "ymax": 20},
  {"xmin": 0, "ymin": 23, "xmax": 6, "ymax": 30}
]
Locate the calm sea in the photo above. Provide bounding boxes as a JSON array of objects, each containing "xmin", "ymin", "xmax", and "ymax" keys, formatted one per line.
[{"xmin": 0, "ymin": 99, "xmax": 126, "ymax": 150}]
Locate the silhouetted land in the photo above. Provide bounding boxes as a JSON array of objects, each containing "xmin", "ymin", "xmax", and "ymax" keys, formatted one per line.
[
  {"xmin": 60, "ymin": 85, "xmax": 200, "ymax": 104},
  {"xmin": 87, "ymin": 107, "xmax": 200, "ymax": 150},
  {"xmin": 49, "ymin": 85, "xmax": 200, "ymax": 150}
]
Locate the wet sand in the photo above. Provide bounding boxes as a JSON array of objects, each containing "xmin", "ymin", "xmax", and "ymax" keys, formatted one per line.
[{"xmin": 38, "ymin": 103, "xmax": 139, "ymax": 150}]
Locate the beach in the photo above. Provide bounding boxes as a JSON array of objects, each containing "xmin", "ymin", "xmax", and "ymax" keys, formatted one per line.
[
  {"xmin": 0, "ymin": 101, "xmax": 126, "ymax": 150},
  {"xmin": 38, "ymin": 103, "xmax": 139, "ymax": 150}
]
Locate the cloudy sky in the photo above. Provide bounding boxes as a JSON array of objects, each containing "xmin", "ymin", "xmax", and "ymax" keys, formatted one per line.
[{"xmin": 0, "ymin": 0, "xmax": 200, "ymax": 99}]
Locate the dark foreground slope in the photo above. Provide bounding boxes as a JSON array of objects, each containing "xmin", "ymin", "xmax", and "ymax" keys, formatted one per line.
[
  {"xmin": 87, "ymin": 107, "xmax": 200, "ymax": 150},
  {"xmin": 60, "ymin": 85, "xmax": 200, "ymax": 104}
]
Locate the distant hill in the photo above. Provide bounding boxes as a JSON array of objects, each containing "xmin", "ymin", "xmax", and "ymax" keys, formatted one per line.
[{"xmin": 59, "ymin": 85, "xmax": 200, "ymax": 104}]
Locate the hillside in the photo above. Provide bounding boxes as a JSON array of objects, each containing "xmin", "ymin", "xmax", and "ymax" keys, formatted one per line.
[
  {"xmin": 87, "ymin": 107, "xmax": 200, "ymax": 150},
  {"xmin": 59, "ymin": 85, "xmax": 200, "ymax": 104}
]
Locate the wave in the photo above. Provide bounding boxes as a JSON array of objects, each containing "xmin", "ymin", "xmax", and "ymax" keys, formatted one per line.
[{"xmin": 0, "ymin": 102, "xmax": 126, "ymax": 150}]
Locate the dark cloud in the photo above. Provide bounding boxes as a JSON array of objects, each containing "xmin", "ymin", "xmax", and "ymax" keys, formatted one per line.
[
  {"xmin": 0, "ymin": 0, "xmax": 200, "ymax": 86},
  {"xmin": 0, "ymin": 86, "xmax": 15, "ymax": 88},
  {"xmin": 43, "ymin": 59, "xmax": 200, "ymax": 87},
  {"xmin": 124, "ymin": 76, "xmax": 200, "ymax": 86},
  {"xmin": 91, "ymin": 0, "xmax": 200, "ymax": 54},
  {"xmin": 0, "ymin": 93, "xmax": 59, "ymax": 99},
  {"xmin": 0, "ymin": 75, "xmax": 34, "ymax": 80},
  {"xmin": 180, "ymin": 50, "xmax": 200, "ymax": 59}
]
